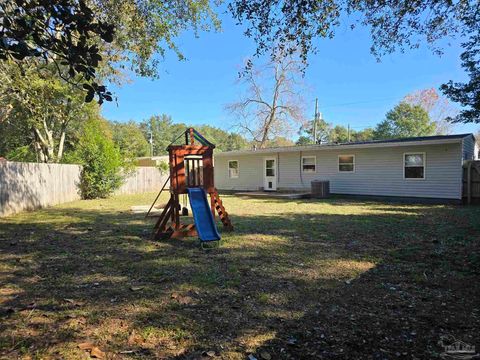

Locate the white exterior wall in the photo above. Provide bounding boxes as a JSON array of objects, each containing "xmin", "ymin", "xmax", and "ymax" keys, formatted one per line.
[
  {"xmin": 462, "ymin": 135, "xmax": 477, "ymax": 161},
  {"xmin": 215, "ymin": 142, "xmax": 464, "ymax": 199}
]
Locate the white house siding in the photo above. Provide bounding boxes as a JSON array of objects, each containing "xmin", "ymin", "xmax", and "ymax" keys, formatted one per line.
[
  {"xmin": 214, "ymin": 142, "xmax": 464, "ymax": 199},
  {"xmin": 462, "ymin": 135, "xmax": 477, "ymax": 161},
  {"xmin": 214, "ymin": 154, "xmax": 264, "ymax": 191}
]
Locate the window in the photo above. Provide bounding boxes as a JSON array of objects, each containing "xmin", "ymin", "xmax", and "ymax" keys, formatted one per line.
[
  {"xmin": 228, "ymin": 160, "xmax": 239, "ymax": 178},
  {"xmin": 265, "ymin": 159, "xmax": 275, "ymax": 177},
  {"xmin": 302, "ymin": 156, "xmax": 316, "ymax": 173},
  {"xmin": 404, "ymin": 153, "xmax": 425, "ymax": 179},
  {"xmin": 338, "ymin": 155, "xmax": 355, "ymax": 172}
]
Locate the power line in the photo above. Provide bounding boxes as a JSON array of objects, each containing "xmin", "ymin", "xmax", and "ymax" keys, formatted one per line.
[{"xmin": 318, "ymin": 96, "xmax": 399, "ymax": 109}]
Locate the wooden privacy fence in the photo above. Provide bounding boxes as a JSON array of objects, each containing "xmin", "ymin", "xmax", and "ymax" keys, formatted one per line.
[
  {"xmin": 115, "ymin": 167, "xmax": 169, "ymax": 195},
  {"xmin": 0, "ymin": 161, "xmax": 82, "ymax": 217},
  {"xmin": 462, "ymin": 160, "xmax": 480, "ymax": 204},
  {"xmin": 0, "ymin": 161, "xmax": 169, "ymax": 217}
]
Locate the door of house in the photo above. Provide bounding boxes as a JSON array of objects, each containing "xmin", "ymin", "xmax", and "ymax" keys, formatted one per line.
[{"xmin": 264, "ymin": 157, "xmax": 277, "ymax": 191}]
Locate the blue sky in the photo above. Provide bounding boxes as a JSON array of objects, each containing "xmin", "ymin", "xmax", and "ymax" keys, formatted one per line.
[{"xmin": 101, "ymin": 13, "xmax": 479, "ymax": 136}]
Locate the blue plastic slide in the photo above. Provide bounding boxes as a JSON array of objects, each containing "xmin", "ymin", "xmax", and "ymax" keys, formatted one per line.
[{"xmin": 187, "ymin": 188, "xmax": 221, "ymax": 242}]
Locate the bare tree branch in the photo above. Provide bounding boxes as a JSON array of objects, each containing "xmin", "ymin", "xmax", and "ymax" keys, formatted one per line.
[{"xmin": 227, "ymin": 54, "xmax": 307, "ymax": 148}]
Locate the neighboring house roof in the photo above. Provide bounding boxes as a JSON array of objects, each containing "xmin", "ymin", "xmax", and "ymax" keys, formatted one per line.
[{"xmin": 215, "ymin": 133, "xmax": 475, "ymax": 156}]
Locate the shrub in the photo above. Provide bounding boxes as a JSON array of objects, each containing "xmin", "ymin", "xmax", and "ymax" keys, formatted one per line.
[
  {"xmin": 76, "ymin": 118, "xmax": 124, "ymax": 199},
  {"xmin": 157, "ymin": 160, "xmax": 169, "ymax": 175}
]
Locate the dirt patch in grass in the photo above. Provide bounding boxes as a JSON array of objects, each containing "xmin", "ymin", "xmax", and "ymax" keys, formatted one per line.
[{"xmin": 1, "ymin": 193, "xmax": 479, "ymax": 359}]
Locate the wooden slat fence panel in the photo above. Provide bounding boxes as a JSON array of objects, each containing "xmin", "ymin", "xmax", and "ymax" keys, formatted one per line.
[
  {"xmin": 115, "ymin": 167, "xmax": 169, "ymax": 195},
  {"xmin": 0, "ymin": 161, "xmax": 82, "ymax": 217},
  {"xmin": 0, "ymin": 162, "xmax": 169, "ymax": 216},
  {"xmin": 462, "ymin": 160, "xmax": 480, "ymax": 203}
]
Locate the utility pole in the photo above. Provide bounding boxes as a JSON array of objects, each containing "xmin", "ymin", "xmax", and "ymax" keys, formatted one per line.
[
  {"xmin": 347, "ymin": 124, "xmax": 350, "ymax": 142},
  {"xmin": 313, "ymin": 98, "xmax": 318, "ymax": 144}
]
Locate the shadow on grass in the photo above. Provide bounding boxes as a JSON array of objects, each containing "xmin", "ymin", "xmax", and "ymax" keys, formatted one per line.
[{"xmin": 0, "ymin": 200, "xmax": 479, "ymax": 358}]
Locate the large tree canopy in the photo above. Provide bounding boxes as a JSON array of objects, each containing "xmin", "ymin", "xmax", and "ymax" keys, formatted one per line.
[
  {"xmin": 373, "ymin": 102, "xmax": 436, "ymax": 139},
  {"xmin": 440, "ymin": 32, "xmax": 480, "ymax": 123},
  {"xmin": 0, "ymin": 0, "xmax": 219, "ymax": 102},
  {"xmin": 0, "ymin": 0, "xmax": 115, "ymax": 103}
]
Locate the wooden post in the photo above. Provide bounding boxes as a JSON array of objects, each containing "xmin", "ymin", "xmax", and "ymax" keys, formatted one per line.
[
  {"xmin": 189, "ymin": 128, "xmax": 194, "ymax": 145},
  {"xmin": 210, "ymin": 193, "xmax": 215, "ymax": 218},
  {"xmin": 202, "ymin": 149, "xmax": 214, "ymax": 193}
]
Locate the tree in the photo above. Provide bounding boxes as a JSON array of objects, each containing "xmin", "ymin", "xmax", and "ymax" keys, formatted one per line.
[
  {"xmin": 298, "ymin": 117, "xmax": 332, "ymax": 144},
  {"xmin": 90, "ymin": 0, "xmax": 220, "ymax": 80},
  {"xmin": 228, "ymin": 54, "xmax": 306, "ymax": 148},
  {"xmin": 139, "ymin": 114, "xmax": 185, "ymax": 155},
  {"xmin": 74, "ymin": 117, "xmax": 124, "ymax": 199},
  {"xmin": 224, "ymin": 133, "xmax": 249, "ymax": 151},
  {"xmin": 230, "ymin": 0, "xmax": 476, "ymax": 60},
  {"xmin": 440, "ymin": 32, "xmax": 480, "ymax": 123},
  {"xmin": 329, "ymin": 125, "xmax": 350, "ymax": 143},
  {"xmin": 352, "ymin": 128, "xmax": 375, "ymax": 142},
  {"xmin": 0, "ymin": 61, "xmax": 99, "ymax": 163},
  {"xmin": 111, "ymin": 121, "xmax": 149, "ymax": 158},
  {"xmin": 196, "ymin": 125, "xmax": 248, "ymax": 152},
  {"xmin": 0, "ymin": 0, "xmax": 115, "ymax": 103},
  {"xmin": 1, "ymin": 0, "xmax": 220, "ymax": 103},
  {"xmin": 229, "ymin": 0, "xmax": 479, "ymax": 122},
  {"xmin": 403, "ymin": 88, "xmax": 457, "ymax": 133},
  {"xmin": 296, "ymin": 135, "xmax": 312, "ymax": 146},
  {"xmin": 373, "ymin": 102, "xmax": 436, "ymax": 140},
  {"xmin": 264, "ymin": 136, "xmax": 295, "ymax": 147}
]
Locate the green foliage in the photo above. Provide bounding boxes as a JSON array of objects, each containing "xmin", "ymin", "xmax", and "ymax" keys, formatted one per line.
[
  {"xmin": 295, "ymin": 135, "xmax": 312, "ymax": 146},
  {"xmin": 0, "ymin": 61, "xmax": 100, "ymax": 163},
  {"xmin": 296, "ymin": 124, "xmax": 377, "ymax": 145},
  {"xmin": 373, "ymin": 102, "xmax": 436, "ymax": 140},
  {"xmin": 75, "ymin": 118, "xmax": 124, "ymax": 199},
  {"xmin": 353, "ymin": 128, "xmax": 375, "ymax": 142},
  {"xmin": 196, "ymin": 125, "xmax": 249, "ymax": 151},
  {"xmin": 329, "ymin": 125, "xmax": 350, "ymax": 143},
  {"xmin": 264, "ymin": 136, "xmax": 295, "ymax": 147},
  {"xmin": 139, "ymin": 115, "xmax": 179, "ymax": 155},
  {"xmin": 111, "ymin": 121, "xmax": 150, "ymax": 158},
  {"xmin": 93, "ymin": 0, "xmax": 220, "ymax": 79},
  {"xmin": 157, "ymin": 161, "xmax": 169, "ymax": 176},
  {"xmin": 5, "ymin": 146, "xmax": 37, "ymax": 162},
  {"xmin": 0, "ymin": 0, "xmax": 114, "ymax": 103},
  {"xmin": 299, "ymin": 118, "xmax": 332, "ymax": 144},
  {"xmin": 441, "ymin": 33, "xmax": 480, "ymax": 123},
  {"xmin": 139, "ymin": 115, "xmax": 248, "ymax": 155}
]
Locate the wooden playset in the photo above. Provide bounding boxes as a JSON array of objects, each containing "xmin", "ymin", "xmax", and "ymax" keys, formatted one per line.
[{"xmin": 148, "ymin": 128, "xmax": 233, "ymax": 241}]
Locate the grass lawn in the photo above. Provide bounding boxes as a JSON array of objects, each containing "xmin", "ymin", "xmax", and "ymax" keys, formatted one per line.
[{"xmin": 0, "ymin": 193, "xmax": 479, "ymax": 359}]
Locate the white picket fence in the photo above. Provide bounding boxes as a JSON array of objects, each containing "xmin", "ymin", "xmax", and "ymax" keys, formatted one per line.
[{"xmin": 0, "ymin": 161, "xmax": 167, "ymax": 217}]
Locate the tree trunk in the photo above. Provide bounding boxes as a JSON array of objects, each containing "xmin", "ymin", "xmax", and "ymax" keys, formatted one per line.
[{"xmin": 57, "ymin": 121, "xmax": 67, "ymax": 162}]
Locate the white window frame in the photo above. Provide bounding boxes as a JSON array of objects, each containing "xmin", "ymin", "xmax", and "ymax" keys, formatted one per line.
[
  {"xmin": 228, "ymin": 160, "xmax": 239, "ymax": 179},
  {"xmin": 338, "ymin": 154, "xmax": 355, "ymax": 173},
  {"xmin": 403, "ymin": 152, "xmax": 426, "ymax": 180},
  {"xmin": 301, "ymin": 155, "xmax": 316, "ymax": 173}
]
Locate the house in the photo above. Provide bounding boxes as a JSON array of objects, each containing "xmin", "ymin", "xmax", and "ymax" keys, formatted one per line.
[{"xmin": 214, "ymin": 134, "xmax": 477, "ymax": 200}]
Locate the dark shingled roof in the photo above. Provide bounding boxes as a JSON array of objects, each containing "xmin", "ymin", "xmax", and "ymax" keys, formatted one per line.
[
  {"xmin": 216, "ymin": 133, "xmax": 475, "ymax": 156},
  {"xmin": 329, "ymin": 133, "xmax": 473, "ymax": 147}
]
